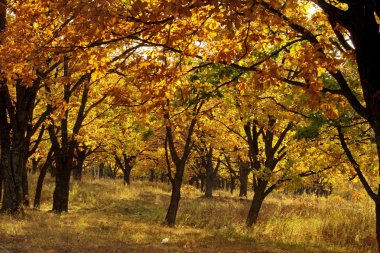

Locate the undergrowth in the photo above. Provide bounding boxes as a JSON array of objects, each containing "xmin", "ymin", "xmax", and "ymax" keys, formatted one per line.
[{"xmin": 0, "ymin": 175, "xmax": 375, "ymax": 252}]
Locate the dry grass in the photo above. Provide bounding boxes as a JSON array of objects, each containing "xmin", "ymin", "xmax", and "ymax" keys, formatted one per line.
[{"xmin": 0, "ymin": 175, "xmax": 376, "ymax": 253}]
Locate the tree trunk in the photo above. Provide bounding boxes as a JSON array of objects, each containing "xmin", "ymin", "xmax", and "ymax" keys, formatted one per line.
[
  {"xmin": 239, "ymin": 173, "xmax": 248, "ymax": 197},
  {"xmin": 34, "ymin": 165, "xmax": 48, "ymax": 209},
  {"xmin": 230, "ymin": 176, "xmax": 235, "ymax": 194},
  {"xmin": 165, "ymin": 179, "xmax": 181, "ymax": 226},
  {"xmin": 0, "ymin": 99, "xmax": 25, "ymax": 212},
  {"xmin": 200, "ymin": 177, "xmax": 205, "ymax": 192},
  {"xmin": 204, "ymin": 179, "xmax": 213, "ymax": 198},
  {"xmin": 149, "ymin": 169, "xmax": 154, "ymax": 182},
  {"xmin": 49, "ymin": 164, "xmax": 56, "ymax": 178},
  {"xmin": 0, "ymin": 175, "xmax": 2, "ymax": 202},
  {"xmin": 99, "ymin": 164, "xmax": 104, "ymax": 178},
  {"xmin": 195, "ymin": 179, "xmax": 199, "ymax": 189},
  {"xmin": 204, "ymin": 167, "xmax": 214, "ymax": 198},
  {"xmin": 160, "ymin": 172, "xmax": 165, "ymax": 183},
  {"xmin": 73, "ymin": 150, "xmax": 86, "ymax": 181},
  {"xmin": 246, "ymin": 190, "xmax": 265, "ymax": 227},
  {"xmin": 22, "ymin": 165, "xmax": 29, "ymax": 206},
  {"xmin": 52, "ymin": 161, "xmax": 71, "ymax": 212},
  {"xmin": 376, "ymin": 199, "xmax": 380, "ymax": 253},
  {"xmin": 72, "ymin": 166, "xmax": 83, "ymax": 181},
  {"xmin": 1, "ymin": 146, "xmax": 23, "ymax": 212},
  {"xmin": 72, "ymin": 159, "xmax": 84, "ymax": 181},
  {"xmin": 123, "ymin": 169, "xmax": 131, "ymax": 186},
  {"xmin": 34, "ymin": 151, "xmax": 53, "ymax": 209}
]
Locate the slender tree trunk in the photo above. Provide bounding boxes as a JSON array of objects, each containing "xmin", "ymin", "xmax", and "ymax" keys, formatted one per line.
[
  {"xmin": 34, "ymin": 151, "xmax": 53, "ymax": 209},
  {"xmin": 246, "ymin": 190, "xmax": 265, "ymax": 227},
  {"xmin": 165, "ymin": 179, "xmax": 181, "ymax": 226},
  {"xmin": 34, "ymin": 165, "xmax": 48, "ymax": 209},
  {"xmin": 99, "ymin": 165, "xmax": 104, "ymax": 178},
  {"xmin": 163, "ymin": 102, "xmax": 201, "ymax": 227},
  {"xmin": 200, "ymin": 177, "xmax": 205, "ymax": 192}
]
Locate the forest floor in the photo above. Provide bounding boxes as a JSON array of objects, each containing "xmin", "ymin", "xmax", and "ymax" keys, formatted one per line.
[{"xmin": 0, "ymin": 176, "xmax": 376, "ymax": 253}]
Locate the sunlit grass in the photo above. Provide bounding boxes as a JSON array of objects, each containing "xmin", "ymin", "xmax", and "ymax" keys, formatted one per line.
[{"xmin": 0, "ymin": 175, "xmax": 376, "ymax": 252}]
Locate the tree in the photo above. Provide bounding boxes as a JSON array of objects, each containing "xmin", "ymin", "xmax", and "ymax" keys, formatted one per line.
[
  {"xmin": 194, "ymin": 139, "xmax": 221, "ymax": 198},
  {"xmin": 114, "ymin": 153, "xmax": 136, "ymax": 186},
  {"xmin": 33, "ymin": 146, "xmax": 54, "ymax": 209},
  {"xmin": 164, "ymin": 100, "xmax": 204, "ymax": 226},
  {"xmin": 72, "ymin": 144, "xmax": 100, "ymax": 181},
  {"xmin": 226, "ymin": 1, "xmax": 380, "ymax": 248},
  {"xmin": 244, "ymin": 115, "xmax": 292, "ymax": 226},
  {"xmin": 0, "ymin": 0, "xmax": 176, "ymax": 213}
]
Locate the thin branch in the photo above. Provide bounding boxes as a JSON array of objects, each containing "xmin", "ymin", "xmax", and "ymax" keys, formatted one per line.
[{"xmin": 337, "ymin": 126, "xmax": 377, "ymax": 201}]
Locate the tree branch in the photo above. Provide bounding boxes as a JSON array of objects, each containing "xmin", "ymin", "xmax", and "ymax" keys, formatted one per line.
[{"xmin": 337, "ymin": 126, "xmax": 377, "ymax": 201}]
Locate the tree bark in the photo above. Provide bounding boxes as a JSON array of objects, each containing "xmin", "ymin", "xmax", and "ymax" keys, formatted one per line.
[
  {"xmin": 0, "ymin": 93, "xmax": 23, "ymax": 212},
  {"xmin": 204, "ymin": 166, "xmax": 214, "ymax": 198},
  {"xmin": 123, "ymin": 169, "xmax": 131, "ymax": 186},
  {"xmin": 72, "ymin": 165, "xmax": 83, "ymax": 181},
  {"xmin": 164, "ymin": 100, "xmax": 202, "ymax": 226},
  {"xmin": 34, "ymin": 149, "xmax": 53, "ymax": 209},
  {"xmin": 33, "ymin": 164, "xmax": 48, "ymax": 209},
  {"xmin": 376, "ymin": 199, "xmax": 380, "ymax": 253},
  {"xmin": 49, "ymin": 164, "xmax": 56, "ymax": 178},
  {"xmin": 246, "ymin": 189, "xmax": 265, "ymax": 227},
  {"xmin": 22, "ymin": 164, "xmax": 29, "ymax": 206},
  {"xmin": 149, "ymin": 169, "xmax": 154, "ymax": 182},
  {"xmin": 239, "ymin": 173, "xmax": 248, "ymax": 197},
  {"xmin": 165, "ymin": 179, "xmax": 182, "ymax": 226},
  {"xmin": 72, "ymin": 152, "xmax": 85, "ymax": 181},
  {"xmin": 230, "ymin": 176, "xmax": 235, "ymax": 194},
  {"xmin": 52, "ymin": 160, "xmax": 71, "ymax": 212},
  {"xmin": 0, "ymin": 175, "xmax": 2, "ymax": 202}
]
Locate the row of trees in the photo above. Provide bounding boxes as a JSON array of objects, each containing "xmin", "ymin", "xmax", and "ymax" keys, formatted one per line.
[{"xmin": 1, "ymin": 0, "xmax": 380, "ymax": 251}]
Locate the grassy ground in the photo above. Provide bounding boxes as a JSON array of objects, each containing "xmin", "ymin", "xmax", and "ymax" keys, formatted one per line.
[{"xmin": 0, "ymin": 176, "xmax": 376, "ymax": 253}]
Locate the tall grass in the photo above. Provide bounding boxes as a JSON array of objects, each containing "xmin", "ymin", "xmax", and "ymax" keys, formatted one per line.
[{"xmin": 0, "ymin": 175, "xmax": 376, "ymax": 252}]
